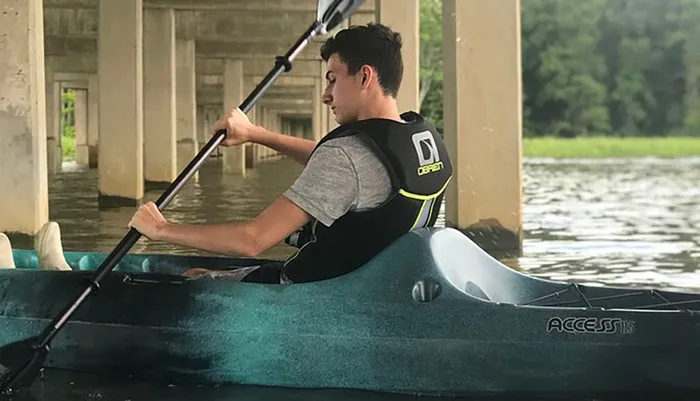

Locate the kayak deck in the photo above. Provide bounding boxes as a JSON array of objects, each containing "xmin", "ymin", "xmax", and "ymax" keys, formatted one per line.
[
  {"xmin": 8, "ymin": 227, "xmax": 700, "ymax": 313},
  {"xmin": 10, "ymin": 247, "xmax": 269, "ymax": 276}
]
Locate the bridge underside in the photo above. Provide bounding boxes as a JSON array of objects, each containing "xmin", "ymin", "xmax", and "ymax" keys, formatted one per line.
[{"xmin": 0, "ymin": 0, "xmax": 523, "ymax": 255}]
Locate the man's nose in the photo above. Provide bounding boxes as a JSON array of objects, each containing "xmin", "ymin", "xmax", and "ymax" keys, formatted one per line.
[{"xmin": 322, "ymin": 92, "xmax": 333, "ymax": 105}]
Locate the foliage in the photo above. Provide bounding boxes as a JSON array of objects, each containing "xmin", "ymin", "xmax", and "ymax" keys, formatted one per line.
[
  {"xmin": 61, "ymin": 134, "xmax": 76, "ymax": 161},
  {"xmin": 418, "ymin": 0, "xmax": 700, "ymax": 138},
  {"xmin": 61, "ymin": 89, "xmax": 76, "ymax": 139},
  {"xmin": 418, "ymin": 0, "xmax": 443, "ymax": 132},
  {"xmin": 61, "ymin": 89, "xmax": 76, "ymax": 160}
]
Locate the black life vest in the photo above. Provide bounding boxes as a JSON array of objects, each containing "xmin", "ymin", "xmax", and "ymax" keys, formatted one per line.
[{"xmin": 281, "ymin": 111, "xmax": 452, "ymax": 283}]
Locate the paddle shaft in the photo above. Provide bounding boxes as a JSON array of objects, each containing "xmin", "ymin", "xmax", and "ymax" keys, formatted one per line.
[{"xmin": 33, "ymin": 19, "xmax": 326, "ymax": 350}]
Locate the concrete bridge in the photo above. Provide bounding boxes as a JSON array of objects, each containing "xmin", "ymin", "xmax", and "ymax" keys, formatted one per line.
[{"xmin": 0, "ymin": 0, "xmax": 523, "ymax": 254}]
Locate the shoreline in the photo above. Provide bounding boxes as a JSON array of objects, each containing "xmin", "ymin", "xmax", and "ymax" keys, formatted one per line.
[
  {"xmin": 60, "ymin": 136, "xmax": 700, "ymax": 161},
  {"xmin": 523, "ymin": 137, "xmax": 700, "ymax": 158}
]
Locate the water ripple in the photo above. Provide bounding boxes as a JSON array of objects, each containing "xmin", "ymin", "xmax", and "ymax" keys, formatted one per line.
[{"xmin": 521, "ymin": 157, "xmax": 700, "ymax": 292}]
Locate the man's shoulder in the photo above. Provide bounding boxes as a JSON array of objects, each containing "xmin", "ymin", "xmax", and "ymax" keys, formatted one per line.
[{"xmin": 316, "ymin": 133, "xmax": 380, "ymax": 162}]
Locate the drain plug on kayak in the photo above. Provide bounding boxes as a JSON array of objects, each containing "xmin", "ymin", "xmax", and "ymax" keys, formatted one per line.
[{"xmin": 412, "ymin": 280, "xmax": 441, "ymax": 302}]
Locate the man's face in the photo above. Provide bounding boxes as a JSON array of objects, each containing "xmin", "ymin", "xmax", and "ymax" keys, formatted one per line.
[{"xmin": 323, "ymin": 53, "xmax": 363, "ymax": 125}]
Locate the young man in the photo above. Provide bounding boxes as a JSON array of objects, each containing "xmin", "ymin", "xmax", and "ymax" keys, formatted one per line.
[
  {"xmin": 0, "ymin": 23, "xmax": 452, "ymax": 283},
  {"xmin": 129, "ymin": 22, "xmax": 452, "ymax": 284}
]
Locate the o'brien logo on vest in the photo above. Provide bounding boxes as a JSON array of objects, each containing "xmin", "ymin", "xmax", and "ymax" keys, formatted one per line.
[{"xmin": 412, "ymin": 131, "xmax": 444, "ymax": 176}]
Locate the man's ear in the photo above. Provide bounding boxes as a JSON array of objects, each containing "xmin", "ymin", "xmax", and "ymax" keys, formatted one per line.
[{"xmin": 359, "ymin": 65, "xmax": 373, "ymax": 88}]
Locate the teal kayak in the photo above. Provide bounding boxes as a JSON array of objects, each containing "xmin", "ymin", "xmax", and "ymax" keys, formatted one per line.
[{"xmin": 0, "ymin": 227, "xmax": 699, "ymax": 398}]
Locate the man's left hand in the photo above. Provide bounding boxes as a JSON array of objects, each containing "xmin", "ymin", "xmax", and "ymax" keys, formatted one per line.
[{"xmin": 129, "ymin": 201, "xmax": 170, "ymax": 240}]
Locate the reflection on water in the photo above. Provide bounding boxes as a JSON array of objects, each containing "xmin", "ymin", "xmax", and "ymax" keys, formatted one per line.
[
  {"xmin": 6, "ymin": 155, "xmax": 700, "ymax": 401},
  {"xmin": 520, "ymin": 157, "xmax": 700, "ymax": 293}
]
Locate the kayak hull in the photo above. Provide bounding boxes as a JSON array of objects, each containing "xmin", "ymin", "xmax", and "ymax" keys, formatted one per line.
[{"xmin": 1, "ymin": 228, "xmax": 699, "ymax": 397}]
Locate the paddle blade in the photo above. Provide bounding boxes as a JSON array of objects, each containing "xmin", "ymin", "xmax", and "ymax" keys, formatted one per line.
[
  {"xmin": 317, "ymin": 0, "xmax": 365, "ymax": 32},
  {"xmin": 0, "ymin": 338, "xmax": 47, "ymax": 394}
]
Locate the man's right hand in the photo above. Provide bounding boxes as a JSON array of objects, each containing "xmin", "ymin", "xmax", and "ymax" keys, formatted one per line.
[{"xmin": 212, "ymin": 107, "xmax": 255, "ymax": 147}]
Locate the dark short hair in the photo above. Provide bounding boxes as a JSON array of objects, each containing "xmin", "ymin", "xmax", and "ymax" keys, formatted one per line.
[{"xmin": 320, "ymin": 23, "xmax": 403, "ymax": 98}]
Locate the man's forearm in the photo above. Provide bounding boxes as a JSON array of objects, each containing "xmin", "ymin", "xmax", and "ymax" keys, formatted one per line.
[
  {"xmin": 156, "ymin": 222, "xmax": 262, "ymax": 257},
  {"xmin": 250, "ymin": 125, "xmax": 318, "ymax": 165}
]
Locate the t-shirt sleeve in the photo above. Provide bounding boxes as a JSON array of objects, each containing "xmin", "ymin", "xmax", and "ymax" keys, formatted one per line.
[{"xmin": 283, "ymin": 143, "xmax": 360, "ymax": 227}]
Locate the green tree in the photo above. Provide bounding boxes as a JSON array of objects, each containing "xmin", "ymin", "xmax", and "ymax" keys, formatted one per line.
[
  {"xmin": 643, "ymin": 0, "xmax": 687, "ymax": 136},
  {"xmin": 417, "ymin": 0, "xmax": 700, "ymax": 139},
  {"xmin": 418, "ymin": 0, "xmax": 443, "ymax": 133},
  {"xmin": 521, "ymin": 0, "xmax": 610, "ymax": 137},
  {"xmin": 599, "ymin": 0, "xmax": 655, "ymax": 136},
  {"xmin": 61, "ymin": 88, "xmax": 76, "ymax": 139},
  {"xmin": 682, "ymin": 0, "xmax": 700, "ymax": 136}
]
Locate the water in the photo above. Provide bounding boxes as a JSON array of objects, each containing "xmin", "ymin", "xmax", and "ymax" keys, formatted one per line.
[
  {"xmin": 0, "ymin": 370, "xmax": 600, "ymax": 401},
  {"xmin": 4, "ymin": 155, "xmax": 700, "ymax": 401},
  {"xmin": 43, "ymin": 155, "xmax": 700, "ymax": 293},
  {"xmin": 519, "ymin": 157, "xmax": 700, "ymax": 293}
]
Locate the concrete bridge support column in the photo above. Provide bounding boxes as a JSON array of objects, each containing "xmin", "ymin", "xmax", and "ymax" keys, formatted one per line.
[
  {"xmin": 376, "ymin": 0, "xmax": 420, "ymax": 114},
  {"xmin": 320, "ymin": 101, "xmax": 328, "ymax": 139},
  {"xmin": 208, "ymin": 105, "xmax": 222, "ymax": 155},
  {"xmin": 253, "ymin": 141, "xmax": 262, "ymax": 164},
  {"xmin": 45, "ymin": 62, "xmax": 61, "ymax": 174},
  {"xmin": 295, "ymin": 120, "xmax": 306, "ymax": 139},
  {"xmin": 196, "ymin": 105, "xmax": 206, "ymax": 147},
  {"xmin": 312, "ymin": 78, "xmax": 323, "ymax": 141},
  {"xmin": 98, "ymin": 0, "xmax": 144, "ymax": 207},
  {"xmin": 442, "ymin": 0, "xmax": 523, "ymax": 254},
  {"xmin": 256, "ymin": 106, "xmax": 267, "ymax": 160},
  {"xmin": 143, "ymin": 8, "xmax": 177, "ymax": 186},
  {"xmin": 281, "ymin": 118, "xmax": 288, "ymax": 135},
  {"xmin": 318, "ymin": 60, "xmax": 329, "ymax": 136},
  {"xmin": 87, "ymin": 74, "xmax": 99, "ymax": 167},
  {"xmin": 265, "ymin": 107, "xmax": 275, "ymax": 159},
  {"xmin": 319, "ymin": 56, "xmax": 337, "ymax": 133},
  {"xmin": 0, "ymin": 0, "xmax": 49, "ymax": 236},
  {"xmin": 265, "ymin": 108, "xmax": 275, "ymax": 159},
  {"xmin": 223, "ymin": 59, "xmax": 245, "ymax": 175},
  {"xmin": 266, "ymin": 108, "xmax": 275, "ymax": 160},
  {"xmin": 246, "ymin": 108, "xmax": 257, "ymax": 168},
  {"xmin": 265, "ymin": 109, "xmax": 274, "ymax": 159},
  {"xmin": 245, "ymin": 81, "xmax": 258, "ymax": 168},
  {"xmin": 176, "ymin": 39, "xmax": 197, "ymax": 175},
  {"xmin": 73, "ymin": 89, "xmax": 89, "ymax": 165},
  {"xmin": 270, "ymin": 111, "xmax": 281, "ymax": 159},
  {"xmin": 199, "ymin": 105, "xmax": 215, "ymax": 150},
  {"xmin": 349, "ymin": 7, "xmax": 375, "ymax": 26}
]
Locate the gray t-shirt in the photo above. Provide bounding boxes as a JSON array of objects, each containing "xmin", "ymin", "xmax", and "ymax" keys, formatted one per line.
[{"xmin": 283, "ymin": 135, "xmax": 393, "ymax": 227}]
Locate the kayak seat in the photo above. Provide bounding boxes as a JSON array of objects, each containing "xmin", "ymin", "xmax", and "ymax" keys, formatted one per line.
[
  {"xmin": 463, "ymin": 281, "xmax": 491, "ymax": 301},
  {"xmin": 427, "ymin": 228, "xmax": 566, "ymax": 305}
]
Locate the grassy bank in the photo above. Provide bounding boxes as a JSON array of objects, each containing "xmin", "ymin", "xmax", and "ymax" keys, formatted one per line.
[
  {"xmin": 523, "ymin": 137, "xmax": 700, "ymax": 158},
  {"xmin": 59, "ymin": 136, "xmax": 700, "ymax": 161},
  {"xmin": 61, "ymin": 135, "xmax": 75, "ymax": 161}
]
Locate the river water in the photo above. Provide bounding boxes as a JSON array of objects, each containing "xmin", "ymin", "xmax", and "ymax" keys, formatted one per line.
[{"xmin": 4, "ymin": 155, "xmax": 700, "ymax": 401}]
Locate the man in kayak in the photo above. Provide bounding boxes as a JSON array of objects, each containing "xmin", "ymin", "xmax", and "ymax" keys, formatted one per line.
[{"xmin": 0, "ymin": 23, "xmax": 452, "ymax": 283}]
